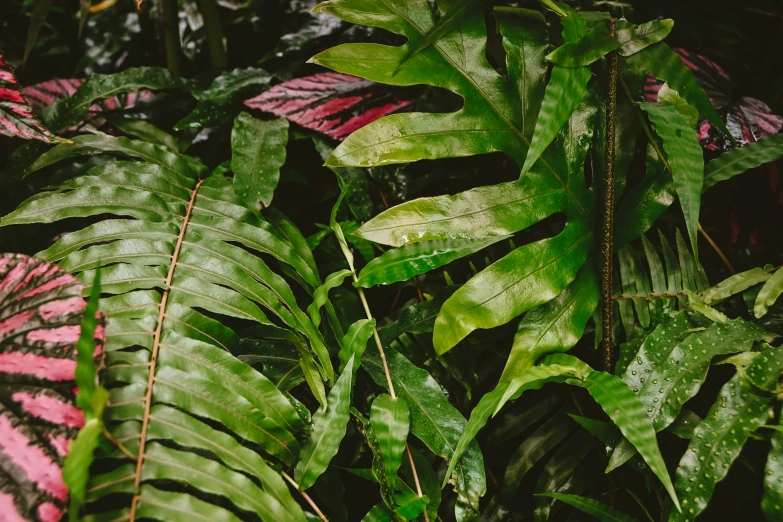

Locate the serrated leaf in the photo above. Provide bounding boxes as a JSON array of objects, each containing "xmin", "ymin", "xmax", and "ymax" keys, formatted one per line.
[
  {"xmin": 370, "ymin": 394, "xmax": 411, "ymax": 507},
  {"xmin": 296, "ymin": 356, "xmax": 356, "ymax": 490},
  {"xmin": 231, "ymin": 113, "xmax": 289, "ymax": 209},
  {"xmin": 355, "ymin": 236, "xmax": 508, "ymax": 288},
  {"xmin": 581, "ymin": 371, "xmax": 679, "ymax": 510},
  {"xmin": 536, "ymin": 492, "xmax": 640, "ymax": 522},
  {"xmin": 755, "ymin": 268, "xmax": 783, "ymax": 318},
  {"xmin": 671, "ymin": 348, "xmax": 783, "ymax": 521},
  {"xmin": 639, "ymin": 98, "xmax": 703, "ymax": 258},
  {"xmin": 703, "ymin": 134, "xmax": 783, "ymax": 190},
  {"xmin": 617, "ymin": 19, "xmax": 674, "ymax": 57}
]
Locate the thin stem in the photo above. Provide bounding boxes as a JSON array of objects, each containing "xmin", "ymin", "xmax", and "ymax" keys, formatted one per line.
[
  {"xmin": 356, "ymin": 284, "xmax": 397, "ymax": 399},
  {"xmin": 198, "ymin": 0, "xmax": 228, "ymax": 69},
  {"xmin": 406, "ymin": 446, "xmax": 430, "ymax": 522},
  {"xmin": 698, "ymin": 224, "xmax": 735, "ymax": 274},
  {"xmin": 282, "ymin": 473, "xmax": 329, "ymax": 522},
  {"xmin": 601, "ymin": 18, "xmax": 618, "ymax": 373},
  {"xmin": 103, "ymin": 429, "xmax": 138, "ymax": 462},
  {"xmin": 161, "ymin": 0, "xmax": 182, "ymax": 76}
]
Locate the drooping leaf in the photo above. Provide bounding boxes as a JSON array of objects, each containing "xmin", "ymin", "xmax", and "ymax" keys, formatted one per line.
[
  {"xmin": 536, "ymin": 493, "xmax": 640, "ymax": 522},
  {"xmin": 362, "ymin": 348, "xmax": 486, "ymax": 520},
  {"xmin": 245, "ymin": 72, "xmax": 415, "ymax": 140},
  {"xmin": 42, "ymin": 67, "xmax": 190, "ymax": 132},
  {"xmin": 639, "ymin": 94, "xmax": 704, "ymax": 258},
  {"xmin": 355, "ymin": 236, "xmax": 509, "ymax": 288},
  {"xmin": 546, "ymin": 21, "xmax": 621, "ymax": 67},
  {"xmin": 0, "ymin": 254, "xmax": 105, "ymax": 521},
  {"xmin": 307, "ymin": 269, "xmax": 353, "ymax": 328},
  {"xmin": 671, "ymin": 348, "xmax": 783, "ymax": 521},
  {"xmin": 338, "ymin": 318, "xmax": 375, "ymax": 374},
  {"xmin": 581, "ymin": 371, "xmax": 679, "ymax": 509},
  {"xmin": 396, "ymin": 0, "xmax": 481, "ymax": 70},
  {"xmin": 176, "ymin": 67, "xmax": 273, "ymax": 130},
  {"xmin": 703, "ymin": 134, "xmax": 783, "ymax": 190},
  {"xmin": 370, "ymin": 394, "xmax": 411, "ymax": 507},
  {"xmin": 231, "ymin": 113, "xmax": 289, "ymax": 209},
  {"xmin": 755, "ymin": 268, "xmax": 783, "ymax": 318},
  {"xmin": 296, "ymin": 355, "xmax": 356, "ymax": 490},
  {"xmin": 24, "ymin": 0, "xmax": 53, "ymax": 64},
  {"xmin": 0, "ymin": 53, "xmax": 65, "ymax": 143},
  {"xmin": 616, "ymin": 19, "xmax": 674, "ymax": 57}
]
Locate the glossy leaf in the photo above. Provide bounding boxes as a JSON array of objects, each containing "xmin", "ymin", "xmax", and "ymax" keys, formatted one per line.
[
  {"xmin": 296, "ymin": 355, "xmax": 356, "ymax": 490},
  {"xmin": 246, "ymin": 72, "xmax": 415, "ymax": 140},
  {"xmin": 703, "ymin": 134, "xmax": 783, "ymax": 190},
  {"xmin": 546, "ymin": 22, "xmax": 621, "ymax": 67},
  {"xmin": 42, "ymin": 67, "xmax": 189, "ymax": 132},
  {"xmin": 755, "ymin": 268, "xmax": 783, "ymax": 318},
  {"xmin": 370, "ymin": 394, "xmax": 410, "ymax": 507},
  {"xmin": 581, "ymin": 371, "xmax": 679, "ymax": 509},
  {"xmin": 0, "ymin": 254, "xmax": 105, "ymax": 521},
  {"xmin": 640, "ymin": 95, "xmax": 703, "ymax": 258},
  {"xmin": 671, "ymin": 348, "xmax": 783, "ymax": 521},
  {"xmin": 0, "ymin": 53, "xmax": 65, "ymax": 143},
  {"xmin": 537, "ymin": 493, "xmax": 639, "ymax": 522},
  {"xmin": 617, "ymin": 19, "xmax": 674, "ymax": 57},
  {"xmin": 338, "ymin": 318, "xmax": 375, "ymax": 374},
  {"xmin": 231, "ymin": 113, "xmax": 289, "ymax": 209},
  {"xmin": 355, "ymin": 236, "xmax": 508, "ymax": 288},
  {"xmin": 362, "ymin": 348, "xmax": 486, "ymax": 520},
  {"xmin": 762, "ymin": 413, "xmax": 783, "ymax": 521},
  {"xmin": 307, "ymin": 269, "xmax": 353, "ymax": 328}
]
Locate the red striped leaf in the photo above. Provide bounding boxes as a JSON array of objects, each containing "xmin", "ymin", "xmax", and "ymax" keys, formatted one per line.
[
  {"xmin": 0, "ymin": 253, "xmax": 104, "ymax": 522},
  {"xmin": 244, "ymin": 72, "xmax": 415, "ymax": 140},
  {"xmin": 0, "ymin": 55, "xmax": 65, "ymax": 144}
]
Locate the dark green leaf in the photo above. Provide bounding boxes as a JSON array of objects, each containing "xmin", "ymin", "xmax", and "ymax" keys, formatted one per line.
[
  {"xmin": 24, "ymin": 0, "xmax": 52, "ymax": 64},
  {"xmin": 231, "ymin": 113, "xmax": 289, "ymax": 209},
  {"xmin": 535, "ymin": 493, "xmax": 640, "ymax": 522},
  {"xmin": 703, "ymin": 134, "xmax": 783, "ymax": 190},
  {"xmin": 616, "ymin": 19, "xmax": 674, "ymax": 57},
  {"xmin": 755, "ymin": 268, "xmax": 783, "ymax": 318},
  {"xmin": 546, "ymin": 22, "xmax": 621, "ymax": 67}
]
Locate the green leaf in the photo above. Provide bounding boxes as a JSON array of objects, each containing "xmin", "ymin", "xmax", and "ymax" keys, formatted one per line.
[
  {"xmin": 395, "ymin": 0, "xmax": 481, "ymax": 71},
  {"xmin": 700, "ymin": 267, "xmax": 772, "ymax": 306},
  {"xmin": 762, "ymin": 410, "xmax": 783, "ymax": 521},
  {"xmin": 546, "ymin": 22, "xmax": 621, "ymax": 67},
  {"xmin": 433, "ymin": 221, "xmax": 591, "ymax": 354},
  {"xmin": 581, "ymin": 371, "xmax": 679, "ymax": 510},
  {"xmin": 355, "ymin": 236, "xmax": 508, "ymax": 288},
  {"xmin": 370, "ymin": 394, "xmax": 411, "ymax": 507},
  {"xmin": 401, "ymin": 446, "xmax": 441, "ymax": 520},
  {"xmin": 656, "ymin": 85, "xmax": 700, "ymax": 127},
  {"xmin": 639, "ymin": 97, "xmax": 703, "ymax": 258},
  {"xmin": 300, "ymin": 346, "xmax": 328, "ymax": 409},
  {"xmin": 79, "ymin": 0, "xmax": 90, "ymax": 36},
  {"xmin": 362, "ymin": 503, "xmax": 395, "ymax": 522},
  {"xmin": 755, "ymin": 268, "xmax": 783, "ymax": 318},
  {"xmin": 106, "ymin": 115, "xmax": 181, "ymax": 152},
  {"xmin": 671, "ymin": 348, "xmax": 783, "ymax": 521},
  {"xmin": 626, "ymin": 42, "xmax": 731, "ymax": 143},
  {"xmin": 296, "ymin": 355, "xmax": 356, "ymax": 490},
  {"xmin": 616, "ymin": 19, "xmax": 674, "ymax": 57},
  {"xmin": 703, "ymin": 134, "xmax": 783, "ymax": 190},
  {"xmin": 307, "ymin": 269, "xmax": 353, "ymax": 328},
  {"xmin": 393, "ymin": 491, "xmax": 429, "ymax": 521},
  {"xmin": 231, "ymin": 114, "xmax": 289, "ymax": 209},
  {"xmin": 42, "ymin": 67, "xmax": 190, "ymax": 131},
  {"xmin": 338, "ymin": 318, "xmax": 375, "ymax": 374},
  {"xmin": 24, "ymin": 0, "xmax": 52, "ymax": 64},
  {"xmin": 536, "ymin": 493, "xmax": 640, "ymax": 522},
  {"xmin": 362, "ymin": 348, "xmax": 486, "ymax": 520}
]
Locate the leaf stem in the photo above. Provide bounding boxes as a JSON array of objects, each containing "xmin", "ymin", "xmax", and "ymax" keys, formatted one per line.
[
  {"xmin": 282, "ymin": 472, "xmax": 329, "ymax": 522},
  {"xmin": 161, "ymin": 0, "xmax": 182, "ymax": 76},
  {"xmin": 698, "ymin": 224, "xmax": 735, "ymax": 274},
  {"xmin": 601, "ymin": 18, "xmax": 618, "ymax": 372},
  {"xmin": 198, "ymin": 0, "xmax": 228, "ymax": 69},
  {"xmin": 405, "ymin": 445, "xmax": 430, "ymax": 522}
]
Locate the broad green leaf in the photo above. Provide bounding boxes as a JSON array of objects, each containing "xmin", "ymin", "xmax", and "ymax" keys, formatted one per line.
[
  {"xmin": 546, "ymin": 21, "xmax": 620, "ymax": 67},
  {"xmin": 581, "ymin": 371, "xmax": 679, "ymax": 510},
  {"xmin": 362, "ymin": 348, "xmax": 485, "ymax": 520},
  {"xmin": 42, "ymin": 68, "xmax": 190, "ymax": 131},
  {"xmin": 370, "ymin": 394, "xmax": 411, "ymax": 507},
  {"xmin": 626, "ymin": 42, "xmax": 731, "ymax": 142},
  {"xmin": 433, "ymin": 221, "xmax": 591, "ymax": 354},
  {"xmin": 396, "ymin": 0, "xmax": 481, "ymax": 70},
  {"xmin": 307, "ymin": 269, "xmax": 352, "ymax": 328},
  {"xmin": 700, "ymin": 267, "xmax": 772, "ymax": 306},
  {"xmin": 639, "ymin": 98, "xmax": 703, "ymax": 258},
  {"xmin": 24, "ymin": 0, "xmax": 52, "ymax": 63},
  {"xmin": 536, "ymin": 493, "xmax": 640, "ymax": 522},
  {"xmin": 671, "ymin": 348, "xmax": 783, "ymax": 521},
  {"xmin": 339, "ymin": 318, "xmax": 375, "ymax": 374},
  {"xmin": 755, "ymin": 268, "xmax": 783, "ymax": 318},
  {"xmin": 231, "ymin": 114, "xmax": 289, "ymax": 209},
  {"xmin": 296, "ymin": 356, "xmax": 356, "ymax": 490},
  {"xmin": 362, "ymin": 503, "xmax": 395, "ymax": 522},
  {"xmin": 393, "ymin": 491, "xmax": 429, "ymax": 521},
  {"xmin": 703, "ymin": 134, "xmax": 783, "ymax": 190},
  {"xmin": 617, "ymin": 19, "xmax": 674, "ymax": 57},
  {"xmin": 500, "ymin": 267, "xmax": 599, "ymax": 381},
  {"xmin": 656, "ymin": 85, "xmax": 699, "ymax": 127},
  {"xmin": 106, "ymin": 115, "xmax": 181, "ymax": 152},
  {"xmin": 762, "ymin": 411, "xmax": 783, "ymax": 521},
  {"xmin": 355, "ymin": 236, "xmax": 509, "ymax": 288},
  {"xmin": 299, "ymin": 346, "xmax": 328, "ymax": 409}
]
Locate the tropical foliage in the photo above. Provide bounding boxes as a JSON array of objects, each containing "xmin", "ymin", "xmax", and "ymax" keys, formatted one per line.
[{"xmin": 1, "ymin": 0, "xmax": 783, "ymax": 521}]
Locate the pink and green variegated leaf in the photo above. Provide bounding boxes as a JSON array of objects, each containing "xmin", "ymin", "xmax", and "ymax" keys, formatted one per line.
[
  {"xmin": 0, "ymin": 253, "xmax": 104, "ymax": 522},
  {"xmin": 244, "ymin": 72, "xmax": 415, "ymax": 140},
  {"xmin": 0, "ymin": 55, "xmax": 65, "ymax": 143}
]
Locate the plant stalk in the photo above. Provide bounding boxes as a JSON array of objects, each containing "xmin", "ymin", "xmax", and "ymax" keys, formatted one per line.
[
  {"xmin": 282, "ymin": 473, "xmax": 329, "ymax": 522},
  {"xmin": 601, "ymin": 18, "xmax": 618, "ymax": 372},
  {"xmin": 161, "ymin": 0, "xmax": 182, "ymax": 76},
  {"xmin": 198, "ymin": 0, "xmax": 228, "ymax": 69}
]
